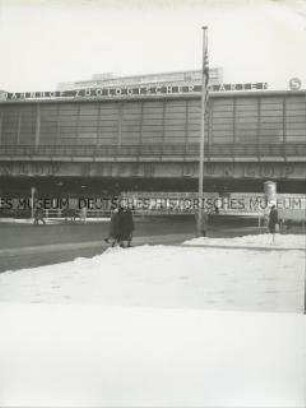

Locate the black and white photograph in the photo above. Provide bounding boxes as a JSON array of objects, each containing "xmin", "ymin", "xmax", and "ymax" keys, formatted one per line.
[{"xmin": 0, "ymin": 0, "xmax": 305, "ymax": 407}]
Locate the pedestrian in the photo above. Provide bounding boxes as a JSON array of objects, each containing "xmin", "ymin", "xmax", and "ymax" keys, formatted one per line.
[
  {"xmin": 33, "ymin": 208, "xmax": 46, "ymax": 225},
  {"xmin": 125, "ymin": 207, "xmax": 135, "ymax": 247},
  {"xmin": 195, "ymin": 209, "xmax": 209, "ymax": 237},
  {"xmin": 80, "ymin": 207, "xmax": 87, "ymax": 223},
  {"xmin": 268, "ymin": 203, "xmax": 279, "ymax": 243},
  {"xmin": 118, "ymin": 206, "xmax": 135, "ymax": 248},
  {"xmin": 104, "ymin": 208, "xmax": 120, "ymax": 247}
]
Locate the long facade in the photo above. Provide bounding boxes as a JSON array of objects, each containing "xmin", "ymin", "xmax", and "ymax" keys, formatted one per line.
[
  {"xmin": 0, "ymin": 90, "xmax": 305, "ymax": 156},
  {"xmin": 0, "ymin": 90, "xmax": 305, "ymax": 197}
]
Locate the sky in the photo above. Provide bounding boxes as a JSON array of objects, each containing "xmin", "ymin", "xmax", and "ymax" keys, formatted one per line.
[{"xmin": 0, "ymin": 0, "xmax": 305, "ymax": 92}]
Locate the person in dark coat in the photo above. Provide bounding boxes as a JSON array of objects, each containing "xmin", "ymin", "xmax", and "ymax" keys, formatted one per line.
[
  {"xmin": 118, "ymin": 207, "xmax": 135, "ymax": 248},
  {"xmin": 268, "ymin": 203, "xmax": 279, "ymax": 242},
  {"xmin": 34, "ymin": 208, "xmax": 46, "ymax": 225},
  {"xmin": 105, "ymin": 208, "xmax": 120, "ymax": 247}
]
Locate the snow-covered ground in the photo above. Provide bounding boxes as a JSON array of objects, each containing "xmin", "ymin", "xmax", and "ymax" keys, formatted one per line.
[
  {"xmin": 0, "ymin": 305, "xmax": 305, "ymax": 407},
  {"xmin": 0, "ymin": 234, "xmax": 305, "ymax": 407},
  {"xmin": 0, "ymin": 234, "xmax": 304, "ymax": 312},
  {"xmin": 184, "ymin": 233, "xmax": 306, "ymax": 249}
]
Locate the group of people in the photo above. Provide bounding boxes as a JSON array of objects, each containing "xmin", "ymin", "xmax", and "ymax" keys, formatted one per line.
[
  {"xmin": 33, "ymin": 198, "xmax": 280, "ymax": 246},
  {"xmin": 194, "ymin": 203, "xmax": 280, "ymax": 241},
  {"xmin": 105, "ymin": 206, "xmax": 135, "ymax": 248}
]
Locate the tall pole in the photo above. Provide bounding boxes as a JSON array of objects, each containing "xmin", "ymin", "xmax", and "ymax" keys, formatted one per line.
[
  {"xmin": 197, "ymin": 26, "xmax": 209, "ymax": 235},
  {"xmin": 31, "ymin": 187, "xmax": 35, "ymax": 222},
  {"xmin": 304, "ymin": 266, "xmax": 306, "ymax": 314}
]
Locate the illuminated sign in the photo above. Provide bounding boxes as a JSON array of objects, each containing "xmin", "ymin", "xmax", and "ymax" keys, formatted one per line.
[{"xmin": 1, "ymin": 82, "xmax": 268, "ymax": 101}]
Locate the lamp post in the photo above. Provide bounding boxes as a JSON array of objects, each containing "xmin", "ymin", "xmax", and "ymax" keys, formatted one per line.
[{"xmin": 197, "ymin": 26, "xmax": 209, "ymax": 235}]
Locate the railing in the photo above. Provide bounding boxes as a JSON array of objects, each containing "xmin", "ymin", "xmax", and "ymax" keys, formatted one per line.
[{"xmin": 0, "ymin": 143, "xmax": 305, "ymax": 160}]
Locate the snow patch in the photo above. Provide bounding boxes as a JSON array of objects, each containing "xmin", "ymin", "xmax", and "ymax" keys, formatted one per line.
[
  {"xmin": 0, "ymin": 240, "xmax": 304, "ymax": 312},
  {"xmin": 184, "ymin": 233, "xmax": 306, "ymax": 250},
  {"xmin": 0, "ymin": 304, "xmax": 305, "ymax": 407}
]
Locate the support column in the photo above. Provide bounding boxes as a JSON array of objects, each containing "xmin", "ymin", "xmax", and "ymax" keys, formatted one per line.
[
  {"xmin": 118, "ymin": 102, "xmax": 122, "ymax": 146},
  {"xmin": 139, "ymin": 101, "xmax": 144, "ymax": 146},
  {"xmin": 206, "ymin": 99, "xmax": 211, "ymax": 160},
  {"xmin": 0, "ymin": 111, "xmax": 2, "ymax": 146},
  {"xmin": 162, "ymin": 100, "xmax": 166, "ymax": 154},
  {"xmin": 17, "ymin": 110, "xmax": 22, "ymax": 145},
  {"xmin": 76, "ymin": 103, "xmax": 81, "ymax": 144},
  {"xmin": 232, "ymin": 97, "xmax": 237, "ymax": 144},
  {"xmin": 55, "ymin": 103, "xmax": 60, "ymax": 145},
  {"xmin": 35, "ymin": 104, "xmax": 41, "ymax": 149},
  {"xmin": 283, "ymin": 97, "xmax": 287, "ymax": 161},
  {"xmin": 257, "ymin": 97, "xmax": 261, "ymax": 161},
  {"xmin": 96, "ymin": 102, "xmax": 101, "ymax": 147},
  {"xmin": 184, "ymin": 100, "xmax": 188, "ymax": 156}
]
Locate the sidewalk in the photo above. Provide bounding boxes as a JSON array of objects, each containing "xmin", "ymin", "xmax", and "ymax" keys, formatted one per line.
[
  {"xmin": 0, "ymin": 232, "xmax": 195, "ymax": 258},
  {"xmin": 182, "ymin": 234, "xmax": 305, "ymax": 252},
  {"xmin": 1, "ymin": 231, "xmax": 303, "ymax": 259},
  {"xmin": 0, "ymin": 217, "xmax": 110, "ymax": 224},
  {"xmin": 0, "ymin": 232, "xmax": 196, "ymax": 273},
  {"xmin": 181, "ymin": 243, "xmax": 304, "ymax": 251}
]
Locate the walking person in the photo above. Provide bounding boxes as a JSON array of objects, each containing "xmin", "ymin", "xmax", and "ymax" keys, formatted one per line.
[
  {"xmin": 268, "ymin": 203, "xmax": 279, "ymax": 244},
  {"xmin": 118, "ymin": 206, "xmax": 135, "ymax": 248},
  {"xmin": 104, "ymin": 208, "xmax": 120, "ymax": 247},
  {"xmin": 33, "ymin": 208, "xmax": 46, "ymax": 225},
  {"xmin": 125, "ymin": 207, "xmax": 135, "ymax": 247},
  {"xmin": 80, "ymin": 206, "xmax": 87, "ymax": 223}
]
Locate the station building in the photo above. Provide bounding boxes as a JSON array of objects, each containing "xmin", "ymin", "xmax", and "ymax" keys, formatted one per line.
[{"xmin": 0, "ymin": 71, "xmax": 305, "ymax": 200}]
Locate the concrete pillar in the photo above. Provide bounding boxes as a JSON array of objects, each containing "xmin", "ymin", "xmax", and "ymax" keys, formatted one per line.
[
  {"xmin": 257, "ymin": 97, "xmax": 261, "ymax": 160},
  {"xmin": 96, "ymin": 102, "xmax": 101, "ymax": 147},
  {"xmin": 17, "ymin": 110, "xmax": 22, "ymax": 145},
  {"xmin": 35, "ymin": 104, "xmax": 41, "ymax": 148},
  {"xmin": 184, "ymin": 100, "xmax": 188, "ymax": 154},
  {"xmin": 283, "ymin": 97, "xmax": 287, "ymax": 161},
  {"xmin": 139, "ymin": 101, "xmax": 144, "ymax": 146},
  {"xmin": 0, "ymin": 111, "xmax": 2, "ymax": 146},
  {"xmin": 162, "ymin": 100, "xmax": 166, "ymax": 149},
  {"xmin": 118, "ymin": 102, "xmax": 122, "ymax": 146},
  {"xmin": 232, "ymin": 97, "xmax": 237, "ymax": 144}
]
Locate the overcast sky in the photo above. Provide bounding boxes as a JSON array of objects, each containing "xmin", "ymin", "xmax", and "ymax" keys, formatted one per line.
[{"xmin": 0, "ymin": 0, "xmax": 305, "ymax": 92}]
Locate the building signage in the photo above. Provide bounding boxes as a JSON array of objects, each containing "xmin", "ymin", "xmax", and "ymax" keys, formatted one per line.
[
  {"xmin": 289, "ymin": 77, "xmax": 302, "ymax": 91},
  {"xmin": 0, "ymin": 82, "xmax": 268, "ymax": 102}
]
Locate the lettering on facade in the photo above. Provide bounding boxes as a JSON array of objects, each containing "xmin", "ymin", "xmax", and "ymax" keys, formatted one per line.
[
  {"xmin": 0, "ymin": 161, "xmax": 301, "ymax": 180},
  {"xmin": 289, "ymin": 77, "xmax": 302, "ymax": 91},
  {"xmin": 2, "ymin": 82, "xmax": 269, "ymax": 102},
  {"xmin": 0, "ymin": 162, "xmax": 61, "ymax": 176},
  {"xmin": 242, "ymin": 163, "xmax": 295, "ymax": 179}
]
